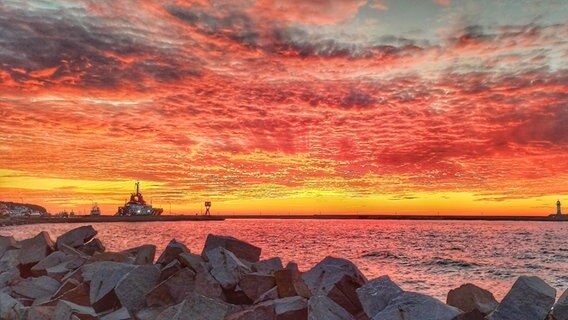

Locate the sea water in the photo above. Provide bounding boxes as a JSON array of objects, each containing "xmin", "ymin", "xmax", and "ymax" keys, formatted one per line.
[{"xmin": 2, "ymin": 219, "xmax": 567, "ymax": 300}]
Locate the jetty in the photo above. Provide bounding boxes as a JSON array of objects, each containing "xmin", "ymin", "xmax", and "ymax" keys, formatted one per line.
[{"xmin": 0, "ymin": 215, "xmax": 224, "ymax": 226}]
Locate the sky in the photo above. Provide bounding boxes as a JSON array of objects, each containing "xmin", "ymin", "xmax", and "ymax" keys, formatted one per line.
[{"xmin": 1, "ymin": 0, "xmax": 568, "ymax": 215}]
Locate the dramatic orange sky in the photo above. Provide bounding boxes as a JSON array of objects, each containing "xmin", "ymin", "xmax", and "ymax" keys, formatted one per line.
[{"xmin": 1, "ymin": 0, "xmax": 568, "ymax": 215}]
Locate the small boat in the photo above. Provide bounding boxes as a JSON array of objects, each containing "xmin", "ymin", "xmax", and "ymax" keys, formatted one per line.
[{"xmin": 116, "ymin": 181, "xmax": 163, "ymax": 216}]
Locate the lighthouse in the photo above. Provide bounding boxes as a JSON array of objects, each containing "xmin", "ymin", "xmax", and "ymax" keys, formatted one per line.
[{"xmin": 557, "ymin": 200, "xmax": 562, "ymax": 216}]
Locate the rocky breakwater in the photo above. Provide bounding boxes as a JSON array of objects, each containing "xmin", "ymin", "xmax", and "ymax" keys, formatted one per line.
[{"xmin": 0, "ymin": 225, "xmax": 566, "ymax": 320}]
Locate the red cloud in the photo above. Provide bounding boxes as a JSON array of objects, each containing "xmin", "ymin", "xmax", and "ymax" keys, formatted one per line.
[
  {"xmin": 251, "ymin": 0, "xmax": 367, "ymax": 25},
  {"xmin": 1, "ymin": 0, "xmax": 567, "ymax": 213}
]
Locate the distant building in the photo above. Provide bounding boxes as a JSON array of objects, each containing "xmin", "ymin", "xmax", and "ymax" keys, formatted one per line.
[
  {"xmin": 9, "ymin": 205, "xmax": 28, "ymax": 217},
  {"xmin": 557, "ymin": 200, "xmax": 562, "ymax": 216},
  {"xmin": 0, "ymin": 204, "xmax": 8, "ymax": 216}
]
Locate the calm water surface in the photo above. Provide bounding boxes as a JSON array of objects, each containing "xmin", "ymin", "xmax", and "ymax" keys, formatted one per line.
[{"xmin": 2, "ymin": 219, "xmax": 567, "ymax": 300}]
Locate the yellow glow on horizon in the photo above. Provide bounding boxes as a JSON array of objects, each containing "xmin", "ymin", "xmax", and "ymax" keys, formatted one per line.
[
  {"xmin": 192, "ymin": 192, "xmax": 560, "ymax": 216},
  {"xmin": 0, "ymin": 169, "xmax": 562, "ymax": 216}
]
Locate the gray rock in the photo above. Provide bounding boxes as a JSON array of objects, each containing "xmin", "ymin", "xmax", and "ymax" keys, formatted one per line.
[
  {"xmin": 447, "ymin": 283, "xmax": 498, "ymax": 315},
  {"xmin": 274, "ymin": 268, "xmax": 311, "ymax": 299},
  {"xmin": 552, "ymin": 288, "xmax": 568, "ymax": 320},
  {"xmin": 89, "ymin": 262, "xmax": 136, "ymax": 313},
  {"xmin": 194, "ymin": 265, "xmax": 225, "ymax": 300},
  {"xmin": 285, "ymin": 262, "xmax": 299, "ymax": 270},
  {"xmin": 0, "ymin": 292, "xmax": 26, "ymax": 320},
  {"xmin": 254, "ymin": 286, "xmax": 279, "ymax": 304},
  {"xmin": 0, "ymin": 249, "xmax": 20, "ymax": 273},
  {"xmin": 205, "ymin": 247, "xmax": 250, "ymax": 290},
  {"xmin": 30, "ymin": 251, "xmax": 68, "ymax": 276},
  {"xmin": 34, "ymin": 294, "xmax": 54, "ymax": 306},
  {"xmin": 82, "ymin": 260, "xmax": 133, "ymax": 282},
  {"xmin": 58, "ymin": 243, "xmax": 89, "ymax": 258},
  {"xmin": 0, "ymin": 286, "xmax": 11, "ymax": 295},
  {"xmin": 26, "ymin": 305, "xmax": 55, "ymax": 320},
  {"xmin": 275, "ymin": 296, "xmax": 308, "ymax": 320},
  {"xmin": 202, "ymin": 234, "xmax": 261, "ymax": 263},
  {"xmin": 159, "ymin": 259, "xmax": 184, "ymax": 281},
  {"xmin": 155, "ymin": 301, "xmax": 183, "ymax": 320},
  {"xmin": 77, "ymin": 238, "xmax": 106, "ymax": 256},
  {"xmin": 356, "ymin": 275, "xmax": 403, "ymax": 318},
  {"xmin": 0, "ymin": 235, "xmax": 19, "ymax": 259},
  {"xmin": 79, "ymin": 260, "xmax": 111, "ymax": 282},
  {"xmin": 60, "ymin": 267, "xmax": 83, "ymax": 285},
  {"xmin": 146, "ymin": 267, "xmax": 196, "ymax": 307},
  {"xmin": 122, "ymin": 244, "xmax": 156, "ymax": 265},
  {"xmin": 56, "ymin": 225, "xmax": 97, "ymax": 249},
  {"xmin": 89, "ymin": 251, "xmax": 132, "ymax": 263},
  {"xmin": 178, "ymin": 252, "xmax": 207, "ymax": 272},
  {"xmin": 454, "ymin": 309, "xmax": 486, "ymax": 320},
  {"xmin": 226, "ymin": 300, "xmax": 275, "ymax": 320},
  {"xmin": 50, "ymin": 280, "xmax": 90, "ymax": 307},
  {"xmin": 308, "ymin": 295, "xmax": 355, "ymax": 320},
  {"xmin": 156, "ymin": 239, "xmax": 190, "ymax": 266},
  {"xmin": 99, "ymin": 307, "xmax": 132, "ymax": 320},
  {"xmin": 115, "ymin": 264, "xmax": 160, "ymax": 312},
  {"xmin": 252, "ymin": 257, "xmax": 283, "ymax": 275},
  {"xmin": 46, "ymin": 256, "xmax": 87, "ymax": 281},
  {"xmin": 0, "ymin": 268, "xmax": 20, "ymax": 289},
  {"xmin": 136, "ymin": 307, "xmax": 167, "ymax": 320},
  {"xmin": 226, "ymin": 286, "xmax": 255, "ymax": 305},
  {"xmin": 178, "ymin": 252, "xmax": 223, "ymax": 300},
  {"xmin": 226, "ymin": 304, "xmax": 250, "ymax": 317},
  {"xmin": 239, "ymin": 272, "xmax": 276, "ymax": 302},
  {"xmin": 51, "ymin": 278, "xmax": 81, "ymax": 298},
  {"xmin": 54, "ymin": 300, "xmax": 97, "ymax": 320},
  {"xmin": 302, "ymin": 256, "xmax": 367, "ymax": 315},
  {"xmin": 372, "ymin": 292, "xmax": 462, "ymax": 320},
  {"xmin": 18, "ymin": 231, "xmax": 55, "ymax": 267},
  {"xmin": 12, "ymin": 275, "xmax": 60, "ymax": 299},
  {"xmin": 156, "ymin": 294, "xmax": 229, "ymax": 320},
  {"xmin": 487, "ymin": 276, "xmax": 556, "ymax": 320}
]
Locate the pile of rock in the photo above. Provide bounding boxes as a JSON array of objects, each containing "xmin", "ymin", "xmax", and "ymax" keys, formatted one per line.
[{"xmin": 0, "ymin": 225, "xmax": 566, "ymax": 320}]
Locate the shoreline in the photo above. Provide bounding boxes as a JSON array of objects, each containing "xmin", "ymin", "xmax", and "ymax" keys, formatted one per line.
[
  {"xmin": 2, "ymin": 213, "xmax": 568, "ymax": 227},
  {"xmin": 0, "ymin": 225, "xmax": 565, "ymax": 320}
]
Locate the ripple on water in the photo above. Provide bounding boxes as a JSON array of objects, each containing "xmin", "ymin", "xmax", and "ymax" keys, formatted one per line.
[
  {"xmin": 1, "ymin": 219, "xmax": 567, "ymax": 301},
  {"xmin": 361, "ymin": 250, "xmax": 402, "ymax": 260},
  {"xmin": 428, "ymin": 257, "xmax": 482, "ymax": 268}
]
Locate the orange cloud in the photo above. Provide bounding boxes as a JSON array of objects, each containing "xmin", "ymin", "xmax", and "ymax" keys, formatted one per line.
[{"xmin": 0, "ymin": 0, "xmax": 567, "ymax": 215}]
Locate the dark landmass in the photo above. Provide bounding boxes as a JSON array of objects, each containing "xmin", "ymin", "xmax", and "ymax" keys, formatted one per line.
[{"xmin": 0, "ymin": 201, "xmax": 48, "ymax": 214}]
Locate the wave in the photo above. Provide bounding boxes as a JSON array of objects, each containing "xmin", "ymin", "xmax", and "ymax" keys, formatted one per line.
[
  {"xmin": 428, "ymin": 256, "xmax": 481, "ymax": 268},
  {"xmin": 361, "ymin": 250, "xmax": 402, "ymax": 260}
]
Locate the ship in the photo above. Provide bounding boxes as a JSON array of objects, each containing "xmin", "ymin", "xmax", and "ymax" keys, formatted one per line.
[
  {"xmin": 116, "ymin": 181, "xmax": 163, "ymax": 216},
  {"xmin": 90, "ymin": 203, "xmax": 101, "ymax": 216}
]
